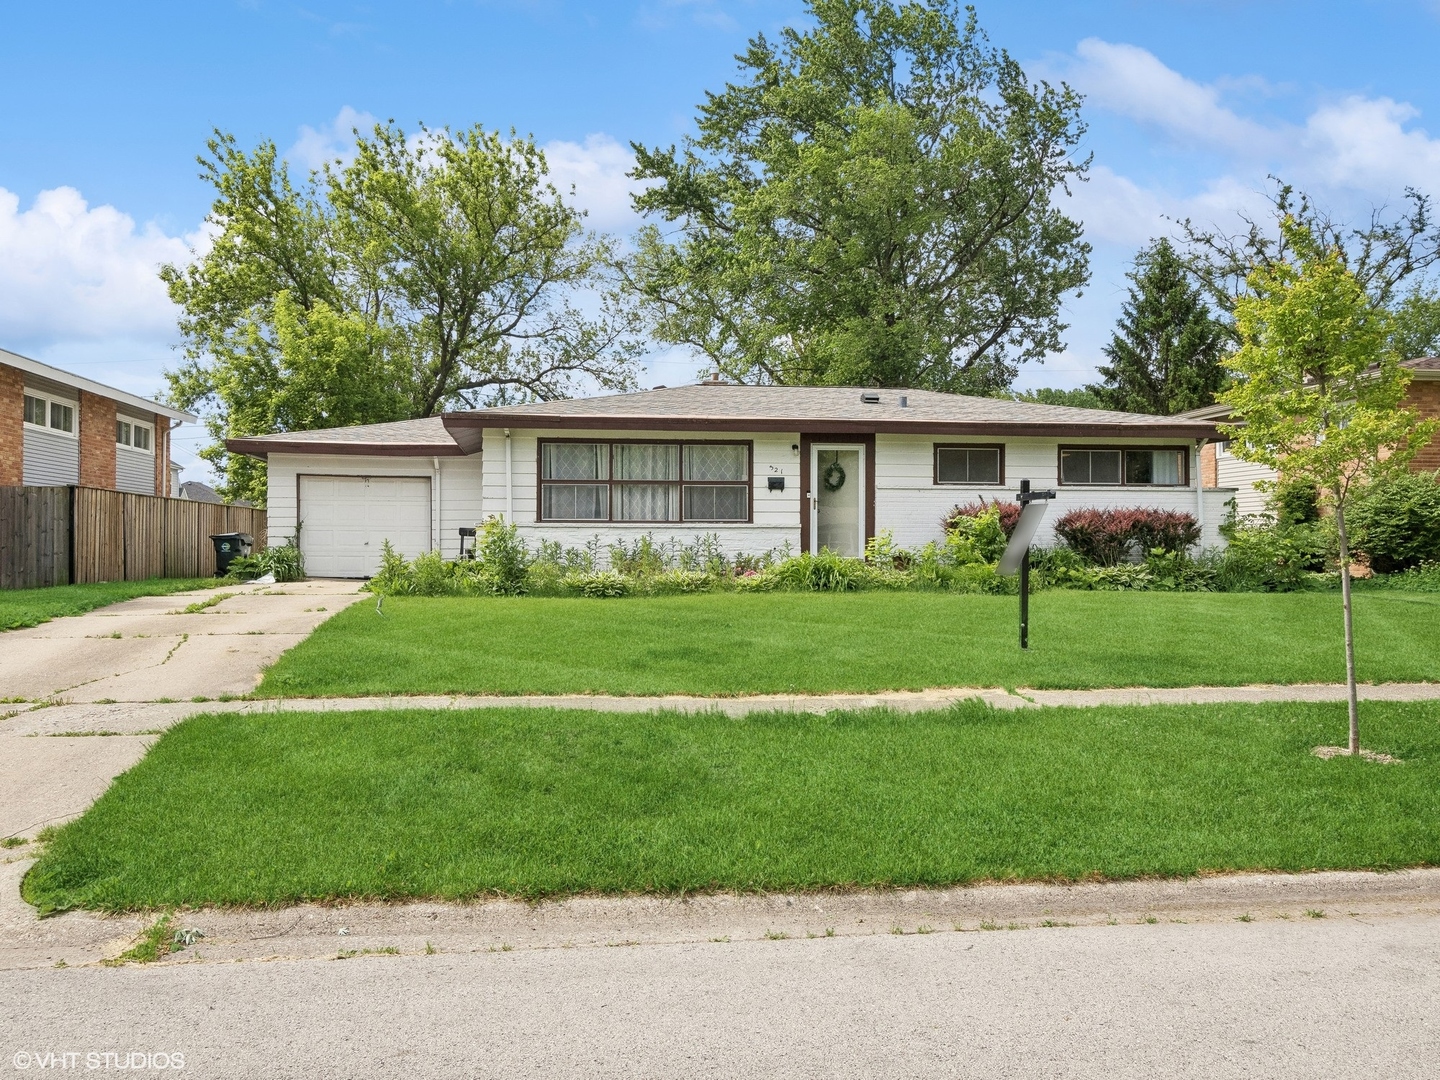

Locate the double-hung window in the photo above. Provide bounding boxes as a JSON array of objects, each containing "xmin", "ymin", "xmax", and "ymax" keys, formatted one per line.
[
  {"xmin": 22, "ymin": 391, "xmax": 75, "ymax": 436},
  {"xmin": 539, "ymin": 440, "xmax": 750, "ymax": 522},
  {"xmin": 1059, "ymin": 447, "xmax": 1187, "ymax": 486}
]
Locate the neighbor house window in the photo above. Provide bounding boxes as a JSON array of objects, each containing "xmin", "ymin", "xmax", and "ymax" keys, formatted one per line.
[
  {"xmin": 1059, "ymin": 447, "xmax": 1187, "ymax": 486},
  {"xmin": 116, "ymin": 418, "xmax": 154, "ymax": 453},
  {"xmin": 934, "ymin": 444, "xmax": 1003, "ymax": 485},
  {"xmin": 539, "ymin": 440, "xmax": 750, "ymax": 523},
  {"xmin": 23, "ymin": 391, "xmax": 75, "ymax": 435}
]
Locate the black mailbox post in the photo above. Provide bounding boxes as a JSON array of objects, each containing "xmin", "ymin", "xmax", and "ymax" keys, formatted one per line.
[{"xmin": 210, "ymin": 532, "xmax": 254, "ymax": 577}]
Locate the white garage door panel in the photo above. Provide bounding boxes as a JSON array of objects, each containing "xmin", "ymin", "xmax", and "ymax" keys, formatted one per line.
[{"xmin": 299, "ymin": 475, "xmax": 432, "ymax": 578}]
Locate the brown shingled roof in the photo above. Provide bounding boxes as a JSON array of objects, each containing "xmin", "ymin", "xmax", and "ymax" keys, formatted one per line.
[
  {"xmin": 442, "ymin": 384, "xmax": 1219, "ymax": 439},
  {"xmin": 227, "ymin": 416, "xmax": 477, "ymax": 459},
  {"xmin": 229, "ymin": 384, "xmax": 1224, "ymax": 459}
]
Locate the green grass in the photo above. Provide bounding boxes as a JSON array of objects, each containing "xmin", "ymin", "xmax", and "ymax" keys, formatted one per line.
[
  {"xmin": 258, "ymin": 591, "xmax": 1440, "ymax": 696},
  {"xmin": 0, "ymin": 579, "xmax": 217, "ymax": 631},
  {"xmin": 22, "ymin": 700, "xmax": 1440, "ymax": 911}
]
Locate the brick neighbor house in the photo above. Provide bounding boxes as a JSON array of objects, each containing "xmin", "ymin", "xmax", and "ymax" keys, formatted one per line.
[
  {"xmin": 1, "ymin": 347, "xmax": 197, "ymax": 496},
  {"xmin": 1183, "ymin": 356, "xmax": 1440, "ymax": 517}
]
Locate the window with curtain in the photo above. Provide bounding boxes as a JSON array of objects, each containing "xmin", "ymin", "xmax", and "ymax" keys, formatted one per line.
[
  {"xmin": 934, "ymin": 445, "xmax": 1003, "ymax": 485},
  {"xmin": 1060, "ymin": 448, "xmax": 1187, "ymax": 486},
  {"xmin": 23, "ymin": 391, "xmax": 75, "ymax": 435},
  {"xmin": 539, "ymin": 441, "xmax": 750, "ymax": 522}
]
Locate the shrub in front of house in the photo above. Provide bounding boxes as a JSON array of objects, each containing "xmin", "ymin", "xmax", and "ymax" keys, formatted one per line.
[
  {"xmin": 1350, "ymin": 471, "xmax": 1440, "ymax": 574},
  {"xmin": 944, "ymin": 499, "xmax": 1021, "ymax": 538},
  {"xmin": 1214, "ymin": 517, "xmax": 1331, "ymax": 592},
  {"xmin": 1053, "ymin": 508, "xmax": 1200, "ymax": 565}
]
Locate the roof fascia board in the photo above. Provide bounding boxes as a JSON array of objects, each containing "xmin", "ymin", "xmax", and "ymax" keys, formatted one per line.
[
  {"xmin": 444, "ymin": 414, "xmax": 1218, "ymax": 440},
  {"xmin": 226, "ymin": 439, "xmax": 467, "ymax": 461},
  {"xmin": 2, "ymin": 348, "xmax": 198, "ymax": 423}
]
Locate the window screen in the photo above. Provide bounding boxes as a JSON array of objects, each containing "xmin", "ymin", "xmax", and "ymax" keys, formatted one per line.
[{"xmin": 935, "ymin": 446, "xmax": 1002, "ymax": 484}]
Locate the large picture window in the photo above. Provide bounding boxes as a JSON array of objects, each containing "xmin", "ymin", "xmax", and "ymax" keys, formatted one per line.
[
  {"xmin": 1059, "ymin": 447, "xmax": 1188, "ymax": 486},
  {"xmin": 539, "ymin": 440, "xmax": 751, "ymax": 523},
  {"xmin": 934, "ymin": 444, "xmax": 1003, "ymax": 485}
]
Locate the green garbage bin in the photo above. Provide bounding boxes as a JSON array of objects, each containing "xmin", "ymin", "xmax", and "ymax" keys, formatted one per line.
[{"xmin": 210, "ymin": 532, "xmax": 253, "ymax": 577}]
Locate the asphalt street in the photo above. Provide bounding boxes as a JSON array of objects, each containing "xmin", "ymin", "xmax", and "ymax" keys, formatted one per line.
[{"xmin": 4, "ymin": 912, "xmax": 1437, "ymax": 1079}]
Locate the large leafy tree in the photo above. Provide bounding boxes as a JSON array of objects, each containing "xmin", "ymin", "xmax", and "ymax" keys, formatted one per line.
[
  {"xmin": 164, "ymin": 125, "xmax": 642, "ymax": 503},
  {"xmin": 627, "ymin": 0, "xmax": 1091, "ymax": 393},
  {"xmin": 1220, "ymin": 218, "xmax": 1439, "ymax": 755},
  {"xmin": 1089, "ymin": 238, "xmax": 1227, "ymax": 415}
]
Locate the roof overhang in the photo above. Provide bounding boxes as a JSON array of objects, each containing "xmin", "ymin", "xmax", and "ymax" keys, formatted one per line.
[
  {"xmin": 225, "ymin": 439, "xmax": 468, "ymax": 461},
  {"xmin": 1, "ymin": 348, "xmax": 198, "ymax": 424},
  {"xmin": 442, "ymin": 413, "xmax": 1220, "ymax": 441}
]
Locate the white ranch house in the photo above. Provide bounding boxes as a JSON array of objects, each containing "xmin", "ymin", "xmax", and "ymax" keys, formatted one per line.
[{"xmin": 228, "ymin": 383, "xmax": 1231, "ymax": 578}]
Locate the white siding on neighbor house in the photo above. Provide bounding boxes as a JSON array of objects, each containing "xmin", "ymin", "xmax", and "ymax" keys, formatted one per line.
[
  {"xmin": 481, "ymin": 428, "xmax": 802, "ymax": 561},
  {"xmin": 1216, "ymin": 443, "xmax": 1278, "ymax": 518},
  {"xmin": 22, "ymin": 427, "xmax": 79, "ymax": 486},
  {"xmin": 265, "ymin": 452, "xmax": 484, "ymax": 562},
  {"xmin": 874, "ymin": 434, "xmax": 1231, "ymax": 550},
  {"xmin": 115, "ymin": 447, "xmax": 155, "ymax": 494}
]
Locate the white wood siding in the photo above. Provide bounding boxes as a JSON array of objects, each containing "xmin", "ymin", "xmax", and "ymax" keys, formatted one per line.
[
  {"xmin": 1216, "ymin": 443, "xmax": 1278, "ymax": 518},
  {"xmin": 22, "ymin": 427, "xmax": 79, "ymax": 486},
  {"xmin": 482, "ymin": 428, "xmax": 802, "ymax": 560},
  {"xmin": 874, "ymin": 434, "xmax": 1230, "ymax": 550},
  {"xmin": 266, "ymin": 453, "xmax": 484, "ymax": 561}
]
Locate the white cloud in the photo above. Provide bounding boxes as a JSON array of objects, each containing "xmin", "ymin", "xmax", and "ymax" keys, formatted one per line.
[
  {"xmin": 287, "ymin": 105, "xmax": 378, "ymax": 171},
  {"xmin": 541, "ymin": 133, "xmax": 648, "ymax": 231},
  {"xmin": 1061, "ymin": 38, "xmax": 1274, "ymax": 155},
  {"xmin": 1302, "ymin": 96, "xmax": 1440, "ymax": 192},
  {"xmin": 0, "ymin": 186, "xmax": 197, "ymax": 347}
]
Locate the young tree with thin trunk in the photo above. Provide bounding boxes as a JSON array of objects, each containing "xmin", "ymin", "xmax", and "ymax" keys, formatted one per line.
[{"xmin": 1219, "ymin": 218, "xmax": 1439, "ymax": 755}]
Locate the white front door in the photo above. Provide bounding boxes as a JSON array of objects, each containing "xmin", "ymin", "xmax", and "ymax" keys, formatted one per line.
[
  {"xmin": 298, "ymin": 475, "xmax": 432, "ymax": 578},
  {"xmin": 810, "ymin": 444, "xmax": 865, "ymax": 556}
]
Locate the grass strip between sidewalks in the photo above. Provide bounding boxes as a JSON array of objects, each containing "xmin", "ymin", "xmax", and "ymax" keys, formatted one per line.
[
  {"xmin": 257, "ymin": 591, "xmax": 1440, "ymax": 697},
  {"xmin": 23, "ymin": 699, "xmax": 1440, "ymax": 912}
]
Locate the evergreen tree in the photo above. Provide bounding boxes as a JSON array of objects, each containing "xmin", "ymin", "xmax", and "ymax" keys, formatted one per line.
[{"xmin": 1089, "ymin": 238, "xmax": 1227, "ymax": 414}]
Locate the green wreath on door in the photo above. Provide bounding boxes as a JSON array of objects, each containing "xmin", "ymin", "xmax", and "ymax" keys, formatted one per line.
[{"xmin": 822, "ymin": 460, "xmax": 847, "ymax": 492}]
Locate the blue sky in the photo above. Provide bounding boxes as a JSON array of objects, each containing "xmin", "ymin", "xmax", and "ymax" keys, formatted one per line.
[{"xmin": 3, "ymin": 1, "xmax": 1439, "ymax": 480}]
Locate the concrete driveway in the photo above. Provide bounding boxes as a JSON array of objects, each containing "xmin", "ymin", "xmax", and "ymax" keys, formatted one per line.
[{"xmin": 0, "ymin": 579, "xmax": 363, "ymax": 840}]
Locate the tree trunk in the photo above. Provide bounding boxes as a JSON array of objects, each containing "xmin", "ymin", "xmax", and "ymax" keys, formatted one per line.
[{"xmin": 1334, "ymin": 497, "xmax": 1360, "ymax": 755}]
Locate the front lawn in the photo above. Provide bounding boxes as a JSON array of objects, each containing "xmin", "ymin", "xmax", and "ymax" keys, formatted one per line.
[
  {"xmin": 23, "ymin": 700, "xmax": 1440, "ymax": 911},
  {"xmin": 0, "ymin": 579, "xmax": 218, "ymax": 631},
  {"xmin": 257, "ymin": 591, "xmax": 1440, "ymax": 697}
]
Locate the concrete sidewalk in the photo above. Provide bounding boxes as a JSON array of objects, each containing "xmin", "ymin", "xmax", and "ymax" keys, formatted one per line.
[{"xmin": 0, "ymin": 580, "xmax": 364, "ymax": 840}]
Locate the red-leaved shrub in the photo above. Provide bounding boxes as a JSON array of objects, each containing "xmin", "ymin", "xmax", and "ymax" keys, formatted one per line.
[
  {"xmin": 1053, "ymin": 508, "xmax": 1200, "ymax": 565},
  {"xmin": 944, "ymin": 499, "xmax": 1022, "ymax": 538}
]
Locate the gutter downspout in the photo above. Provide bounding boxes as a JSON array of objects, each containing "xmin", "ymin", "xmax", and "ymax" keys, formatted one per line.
[
  {"xmin": 1194, "ymin": 440, "xmax": 1205, "ymax": 548},
  {"xmin": 504, "ymin": 429, "xmax": 513, "ymax": 523},
  {"xmin": 433, "ymin": 455, "xmax": 442, "ymax": 554}
]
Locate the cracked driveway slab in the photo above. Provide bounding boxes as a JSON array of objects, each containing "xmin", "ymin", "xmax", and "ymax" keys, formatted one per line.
[
  {"xmin": 0, "ymin": 579, "xmax": 363, "ymax": 704},
  {"xmin": 0, "ymin": 580, "xmax": 363, "ymax": 839}
]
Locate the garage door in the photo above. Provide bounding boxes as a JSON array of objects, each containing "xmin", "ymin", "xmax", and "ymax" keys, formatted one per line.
[{"xmin": 298, "ymin": 475, "xmax": 432, "ymax": 578}]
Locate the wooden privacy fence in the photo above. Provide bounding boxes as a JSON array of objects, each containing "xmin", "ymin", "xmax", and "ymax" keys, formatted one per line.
[{"xmin": 1, "ymin": 486, "xmax": 267, "ymax": 589}]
